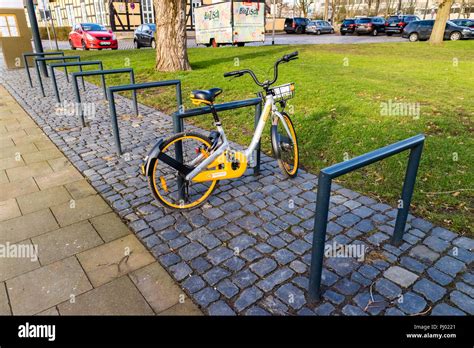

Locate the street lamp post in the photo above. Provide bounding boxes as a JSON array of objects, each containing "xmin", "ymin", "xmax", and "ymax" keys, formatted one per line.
[
  {"xmin": 26, "ymin": 0, "xmax": 47, "ymax": 75},
  {"xmin": 47, "ymin": 1, "xmax": 60, "ymax": 51},
  {"xmin": 272, "ymin": 0, "xmax": 276, "ymax": 45}
]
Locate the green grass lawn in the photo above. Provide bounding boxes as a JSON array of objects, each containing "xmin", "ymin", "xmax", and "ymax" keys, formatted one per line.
[{"xmin": 71, "ymin": 41, "xmax": 473, "ymax": 235}]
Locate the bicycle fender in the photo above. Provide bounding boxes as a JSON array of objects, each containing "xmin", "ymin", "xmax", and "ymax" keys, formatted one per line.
[
  {"xmin": 142, "ymin": 139, "xmax": 164, "ymax": 177},
  {"xmin": 270, "ymin": 125, "xmax": 281, "ymax": 159}
]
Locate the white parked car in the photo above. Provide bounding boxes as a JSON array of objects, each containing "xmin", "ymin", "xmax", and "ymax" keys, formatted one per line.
[{"xmin": 306, "ymin": 20, "xmax": 335, "ymax": 35}]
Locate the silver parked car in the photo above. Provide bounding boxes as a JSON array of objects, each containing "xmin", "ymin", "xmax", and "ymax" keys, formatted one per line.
[{"xmin": 306, "ymin": 20, "xmax": 335, "ymax": 35}]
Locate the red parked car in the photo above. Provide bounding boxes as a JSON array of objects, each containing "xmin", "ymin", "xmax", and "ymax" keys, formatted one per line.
[{"xmin": 69, "ymin": 23, "xmax": 118, "ymax": 50}]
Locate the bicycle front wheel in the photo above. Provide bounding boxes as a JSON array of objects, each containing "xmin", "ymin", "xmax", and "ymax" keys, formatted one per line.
[
  {"xmin": 271, "ymin": 112, "xmax": 299, "ymax": 178},
  {"xmin": 148, "ymin": 132, "xmax": 218, "ymax": 210}
]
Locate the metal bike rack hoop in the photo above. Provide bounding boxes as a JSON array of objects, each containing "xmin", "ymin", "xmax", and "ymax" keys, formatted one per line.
[
  {"xmin": 308, "ymin": 134, "xmax": 425, "ymax": 300},
  {"xmin": 49, "ymin": 61, "xmax": 104, "ymax": 103},
  {"xmin": 173, "ymin": 96, "xmax": 263, "ymax": 175},
  {"xmin": 22, "ymin": 51, "xmax": 64, "ymax": 87},
  {"xmin": 71, "ymin": 68, "xmax": 137, "ymax": 127},
  {"xmin": 106, "ymin": 80, "xmax": 182, "ymax": 155},
  {"xmin": 34, "ymin": 56, "xmax": 81, "ymax": 97}
]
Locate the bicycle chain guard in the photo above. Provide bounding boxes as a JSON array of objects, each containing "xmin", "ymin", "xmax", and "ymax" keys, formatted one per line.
[{"xmin": 192, "ymin": 150, "xmax": 248, "ymax": 182}]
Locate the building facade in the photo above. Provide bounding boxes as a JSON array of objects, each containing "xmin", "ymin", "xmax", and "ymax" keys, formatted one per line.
[
  {"xmin": 34, "ymin": 0, "xmax": 214, "ymax": 31},
  {"xmin": 35, "ymin": 0, "xmax": 470, "ymax": 32},
  {"xmin": 272, "ymin": 0, "xmax": 472, "ymax": 20},
  {"xmin": 35, "ymin": 0, "xmax": 155, "ymax": 31},
  {"xmin": 34, "ymin": 0, "xmax": 273, "ymax": 31}
]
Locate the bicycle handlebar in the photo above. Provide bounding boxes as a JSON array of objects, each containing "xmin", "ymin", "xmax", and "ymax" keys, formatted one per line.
[
  {"xmin": 282, "ymin": 51, "xmax": 298, "ymax": 61},
  {"xmin": 224, "ymin": 51, "xmax": 298, "ymax": 89},
  {"xmin": 223, "ymin": 70, "xmax": 245, "ymax": 78}
]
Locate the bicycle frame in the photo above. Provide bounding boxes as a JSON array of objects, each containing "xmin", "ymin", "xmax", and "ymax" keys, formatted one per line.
[
  {"xmin": 143, "ymin": 51, "xmax": 299, "ymax": 208},
  {"xmin": 185, "ymin": 93, "xmax": 292, "ymax": 182}
]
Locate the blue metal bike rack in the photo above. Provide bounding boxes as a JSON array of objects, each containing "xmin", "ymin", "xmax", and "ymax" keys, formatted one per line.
[
  {"xmin": 23, "ymin": 51, "xmax": 64, "ymax": 87},
  {"xmin": 72, "ymin": 68, "xmax": 137, "ymax": 127},
  {"xmin": 49, "ymin": 61, "xmax": 104, "ymax": 102},
  {"xmin": 107, "ymin": 80, "xmax": 182, "ymax": 155},
  {"xmin": 171, "ymin": 95, "xmax": 263, "ymax": 200},
  {"xmin": 308, "ymin": 134, "xmax": 425, "ymax": 300},
  {"xmin": 34, "ymin": 56, "xmax": 81, "ymax": 97},
  {"xmin": 173, "ymin": 95, "xmax": 263, "ymax": 175},
  {"xmin": 106, "ymin": 79, "xmax": 262, "ymax": 208}
]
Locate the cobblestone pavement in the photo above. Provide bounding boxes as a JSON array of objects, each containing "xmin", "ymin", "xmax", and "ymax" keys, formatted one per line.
[
  {"xmin": 1, "ymin": 61, "xmax": 472, "ymax": 316},
  {"xmin": 0, "ymin": 85, "xmax": 201, "ymax": 315}
]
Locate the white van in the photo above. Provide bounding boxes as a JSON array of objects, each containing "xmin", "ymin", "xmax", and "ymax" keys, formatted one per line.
[{"xmin": 194, "ymin": 0, "xmax": 265, "ymax": 47}]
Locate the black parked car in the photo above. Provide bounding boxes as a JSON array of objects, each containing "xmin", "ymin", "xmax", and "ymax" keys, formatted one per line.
[
  {"xmin": 355, "ymin": 17, "xmax": 386, "ymax": 36},
  {"xmin": 402, "ymin": 20, "xmax": 474, "ymax": 41},
  {"xmin": 134, "ymin": 23, "xmax": 156, "ymax": 49},
  {"xmin": 385, "ymin": 14, "xmax": 420, "ymax": 35},
  {"xmin": 450, "ymin": 18, "xmax": 474, "ymax": 28},
  {"xmin": 284, "ymin": 17, "xmax": 309, "ymax": 34},
  {"xmin": 340, "ymin": 18, "xmax": 357, "ymax": 35}
]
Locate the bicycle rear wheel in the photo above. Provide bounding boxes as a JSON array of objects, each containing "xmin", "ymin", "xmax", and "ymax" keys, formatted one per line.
[
  {"xmin": 148, "ymin": 132, "xmax": 218, "ymax": 209},
  {"xmin": 271, "ymin": 112, "xmax": 299, "ymax": 178}
]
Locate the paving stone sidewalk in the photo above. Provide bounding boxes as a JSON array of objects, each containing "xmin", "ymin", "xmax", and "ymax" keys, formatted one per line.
[
  {"xmin": 0, "ymin": 85, "xmax": 201, "ymax": 315},
  {"xmin": 0, "ymin": 60, "xmax": 472, "ymax": 316}
]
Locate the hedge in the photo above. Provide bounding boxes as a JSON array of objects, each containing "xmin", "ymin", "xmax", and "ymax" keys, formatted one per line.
[{"xmin": 39, "ymin": 26, "xmax": 72, "ymax": 41}]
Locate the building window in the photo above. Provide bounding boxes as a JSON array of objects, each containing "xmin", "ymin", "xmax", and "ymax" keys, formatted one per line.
[
  {"xmin": 55, "ymin": 7, "xmax": 64, "ymax": 26},
  {"xmin": 141, "ymin": 0, "xmax": 154, "ymax": 24},
  {"xmin": 0, "ymin": 14, "xmax": 19, "ymax": 37},
  {"xmin": 94, "ymin": 0, "xmax": 107, "ymax": 24},
  {"xmin": 66, "ymin": 4, "xmax": 75, "ymax": 26},
  {"xmin": 81, "ymin": 2, "xmax": 88, "ymax": 22},
  {"xmin": 192, "ymin": 0, "xmax": 202, "ymax": 25},
  {"xmin": 87, "ymin": 3, "xmax": 94, "ymax": 19}
]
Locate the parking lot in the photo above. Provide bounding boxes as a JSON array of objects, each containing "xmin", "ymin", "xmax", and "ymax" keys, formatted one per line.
[
  {"xmin": 216, "ymin": 33, "xmax": 406, "ymax": 47},
  {"xmin": 249, "ymin": 33, "xmax": 406, "ymax": 46},
  {"xmin": 42, "ymin": 32, "xmax": 406, "ymax": 51}
]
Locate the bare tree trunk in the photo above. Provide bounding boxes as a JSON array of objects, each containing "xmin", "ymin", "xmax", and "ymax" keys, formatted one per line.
[
  {"xmin": 324, "ymin": 0, "xmax": 329, "ymax": 20},
  {"xmin": 332, "ymin": 0, "xmax": 342, "ymax": 20},
  {"xmin": 423, "ymin": 0, "xmax": 429, "ymax": 18},
  {"xmin": 374, "ymin": 0, "xmax": 381, "ymax": 14},
  {"xmin": 299, "ymin": 0, "xmax": 308, "ymax": 17},
  {"xmin": 458, "ymin": 0, "xmax": 464, "ymax": 18},
  {"xmin": 155, "ymin": 0, "xmax": 191, "ymax": 72},
  {"xmin": 348, "ymin": 0, "xmax": 355, "ymax": 17},
  {"xmin": 429, "ymin": 0, "xmax": 454, "ymax": 45},
  {"xmin": 385, "ymin": 0, "xmax": 392, "ymax": 16},
  {"xmin": 355, "ymin": 0, "xmax": 362, "ymax": 16}
]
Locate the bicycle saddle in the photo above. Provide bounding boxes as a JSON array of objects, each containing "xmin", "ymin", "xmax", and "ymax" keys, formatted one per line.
[{"xmin": 190, "ymin": 88, "xmax": 222, "ymax": 105}]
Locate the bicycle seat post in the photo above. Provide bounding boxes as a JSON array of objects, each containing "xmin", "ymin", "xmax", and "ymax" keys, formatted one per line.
[{"xmin": 210, "ymin": 105, "xmax": 221, "ymax": 126}]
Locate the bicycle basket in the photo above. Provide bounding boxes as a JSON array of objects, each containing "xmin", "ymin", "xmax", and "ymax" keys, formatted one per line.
[{"xmin": 270, "ymin": 83, "xmax": 295, "ymax": 101}]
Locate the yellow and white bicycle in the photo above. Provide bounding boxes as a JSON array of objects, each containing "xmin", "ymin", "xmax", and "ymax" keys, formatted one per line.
[{"xmin": 142, "ymin": 51, "xmax": 299, "ymax": 209}]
